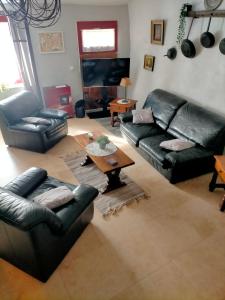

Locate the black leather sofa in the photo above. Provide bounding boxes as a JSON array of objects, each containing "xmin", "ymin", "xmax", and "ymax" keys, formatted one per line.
[
  {"xmin": 120, "ymin": 89, "xmax": 225, "ymax": 183},
  {"xmin": 0, "ymin": 167, "xmax": 98, "ymax": 282},
  {"xmin": 0, "ymin": 90, "xmax": 68, "ymax": 152}
]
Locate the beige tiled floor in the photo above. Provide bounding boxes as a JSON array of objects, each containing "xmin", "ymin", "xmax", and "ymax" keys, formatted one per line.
[{"xmin": 0, "ymin": 117, "xmax": 225, "ymax": 300}]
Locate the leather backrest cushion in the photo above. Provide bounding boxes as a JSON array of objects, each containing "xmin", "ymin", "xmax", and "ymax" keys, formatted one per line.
[
  {"xmin": 143, "ymin": 89, "xmax": 186, "ymax": 130},
  {"xmin": 167, "ymin": 103, "xmax": 225, "ymax": 150},
  {"xmin": 0, "ymin": 91, "xmax": 41, "ymax": 124},
  {"xmin": 4, "ymin": 167, "xmax": 48, "ymax": 197}
]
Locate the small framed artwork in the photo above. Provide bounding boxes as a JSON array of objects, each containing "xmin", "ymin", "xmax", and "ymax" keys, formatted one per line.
[
  {"xmin": 151, "ymin": 20, "xmax": 164, "ymax": 45},
  {"xmin": 39, "ymin": 31, "xmax": 65, "ymax": 54},
  {"xmin": 144, "ymin": 55, "xmax": 155, "ymax": 71}
]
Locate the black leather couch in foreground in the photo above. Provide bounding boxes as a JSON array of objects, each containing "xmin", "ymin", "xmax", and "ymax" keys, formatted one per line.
[
  {"xmin": 120, "ymin": 89, "xmax": 225, "ymax": 183},
  {"xmin": 0, "ymin": 90, "xmax": 68, "ymax": 152},
  {"xmin": 0, "ymin": 167, "xmax": 98, "ymax": 282}
]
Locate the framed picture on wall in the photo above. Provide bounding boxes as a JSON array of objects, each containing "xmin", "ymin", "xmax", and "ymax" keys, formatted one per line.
[
  {"xmin": 151, "ymin": 20, "xmax": 164, "ymax": 45},
  {"xmin": 144, "ymin": 55, "xmax": 155, "ymax": 71},
  {"xmin": 39, "ymin": 31, "xmax": 65, "ymax": 54}
]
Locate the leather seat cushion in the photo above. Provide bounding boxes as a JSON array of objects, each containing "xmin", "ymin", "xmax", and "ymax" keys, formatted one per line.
[
  {"xmin": 55, "ymin": 184, "xmax": 98, "ymax": 231},
  {"xmin": 27, "ymin": 177, "xmax": 77, "ymax": 200},
  {"xmin": 164, "ymin": 146, "xmax": 214, "ymax": 168},
  {"xmin": 9, "ymin": 118, "xmax": 65, "ymax": 135},
  {"xmin": 120, "ymin": 122, "xmax": 164, "ymax": 146},
  {"xmin": 27, "ymin": 177, "xmax": 98, "ymax": 231},
  {"xmin": 139, "ymin": 133, "xmax": 174, "ymax": 163}
]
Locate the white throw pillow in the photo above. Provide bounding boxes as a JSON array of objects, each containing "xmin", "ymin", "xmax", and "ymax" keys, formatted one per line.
[
  {"xmin": 132, "ymin": 109, "xmax": 154, "ymax": 124},
  {"xmin": 33, "ymin": 186, "xmax": 74, "ymax": 209},
  {"xmin": 160, "ymin": 139, "xmax": 196, "ymax": 151},
  {"xmin": 22, "ymin": 117, "xmax": 51, "ymax": 125}
]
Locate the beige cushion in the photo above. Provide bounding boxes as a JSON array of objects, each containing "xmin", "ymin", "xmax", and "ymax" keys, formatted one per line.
[
  {"xmin": 22, "ymin": 117, "xmax": 51, "ymax": 125},
  {"xmin": 33, "ymin": 186, "xmax": 74, "ymax": 209},
  {"xmin": 132, "ymin": 109, "xmax": 154, "ymax": 124},
  {"xmin": 160, "ymin": 139, "xmax": 196, "ymax": 151}
]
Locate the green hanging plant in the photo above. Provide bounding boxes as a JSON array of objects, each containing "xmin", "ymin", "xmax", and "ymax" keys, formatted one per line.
[{"xmin": 176, "ymin": 3, "xmax": 192, "ymax": 47}]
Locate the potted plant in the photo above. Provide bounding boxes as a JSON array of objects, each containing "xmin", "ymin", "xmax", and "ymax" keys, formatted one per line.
[
  {"xmin": 176, "ymin": 3, "xmax": 192, "ymax": 47},
  {"xmin": 96, "ymin": 135, "xmax": 110, "ymax": 150}
]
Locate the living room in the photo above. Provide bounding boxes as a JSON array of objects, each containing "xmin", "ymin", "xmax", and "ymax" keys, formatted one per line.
[{"xmin": 1, "ymin": 0, "xmax": 225, "ymax": 299}]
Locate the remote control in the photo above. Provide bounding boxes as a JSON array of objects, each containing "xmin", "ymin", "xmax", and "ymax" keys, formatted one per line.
[{"xmin": 107, "ymin": 158, "xmax": 118, "ymax": 166}]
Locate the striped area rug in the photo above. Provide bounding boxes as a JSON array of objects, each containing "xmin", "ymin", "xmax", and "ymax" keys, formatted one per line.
[{"xmin": 63, "ymin": 150, "xmax": 147, "ymax": 217}]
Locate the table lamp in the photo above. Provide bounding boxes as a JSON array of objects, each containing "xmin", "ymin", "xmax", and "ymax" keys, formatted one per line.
[{"xmin": 120, "ymin": 77, "xmax": 131, "ymax": 102}]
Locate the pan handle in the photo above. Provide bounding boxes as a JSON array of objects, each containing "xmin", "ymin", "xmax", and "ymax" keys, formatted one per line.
[
  {"xmin": 206, "ymin": 16, "xmax": 212, "ymax": 32},
  {"xmin": 187, "ymin": 17, "xmax": 195, "ymax": 40}
]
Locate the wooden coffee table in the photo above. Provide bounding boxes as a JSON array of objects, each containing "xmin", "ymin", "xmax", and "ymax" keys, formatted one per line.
[{"xmin": 74, "ymin": 132, "xmax": 134, "ymax": 193}]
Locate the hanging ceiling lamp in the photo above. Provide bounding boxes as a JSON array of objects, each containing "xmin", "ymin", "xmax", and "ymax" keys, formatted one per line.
[{"xmin": 0, "ymin": 0, "xmax": 61, "ymax": 28}]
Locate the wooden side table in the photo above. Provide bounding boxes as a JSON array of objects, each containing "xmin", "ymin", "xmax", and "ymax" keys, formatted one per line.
[
  {"xmin": 108, "ymin": 98, "xmax": 137, "ymax": 127},
  {"xmin": 209, "ymin": 155, "xmax": 225, "ymax": 211}
]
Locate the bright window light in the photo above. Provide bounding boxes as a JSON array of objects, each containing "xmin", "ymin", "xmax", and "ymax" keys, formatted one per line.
[
  {"xmin": 82, "ymin": 28, "xmax": 115, "ymax": 52},
  {"xmin": 0, "ymin": 22, "xmax": 23, "ymax": 87}
]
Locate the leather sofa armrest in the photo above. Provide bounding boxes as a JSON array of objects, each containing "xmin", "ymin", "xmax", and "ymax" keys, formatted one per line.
[
  {"xmin": 38, "ymin": 109, "xmax": 68, "ymax": 120},
  {"xmin": 119, "ymin": 111, "xmax": 133, "ymax": 123},
  {"xmin": 0, "ymin": 188, "xmax": 62, "ymax": 233},
  {"xmin": 73, "ymin": 184, "xmax": 99, "ymax": 205},
  {"xmin": 4, "ymin": 167, "xmax": 47, "ymax": 197}
]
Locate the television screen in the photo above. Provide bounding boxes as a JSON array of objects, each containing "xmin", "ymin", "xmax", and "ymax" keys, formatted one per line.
[{"xmin": 81, "ymin": 58, "xmax": 130, "ymax": 87}]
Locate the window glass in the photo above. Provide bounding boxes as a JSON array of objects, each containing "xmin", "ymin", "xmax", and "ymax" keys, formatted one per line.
[
  {"xmin": 0, "ymin": 21, "xmax": 23, "ymax": 99},
  {"xmin": 82, "ymin": 28, "xmax": 115, "ymax": 52}
]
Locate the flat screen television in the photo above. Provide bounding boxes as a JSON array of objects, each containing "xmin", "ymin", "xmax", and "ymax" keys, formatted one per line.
[{"xmin": 81, "ymin": 58, "xmax": 130, "ymax": 87}]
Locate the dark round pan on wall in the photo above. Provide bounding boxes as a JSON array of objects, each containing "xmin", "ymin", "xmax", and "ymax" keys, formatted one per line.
[
  {"xmin": 200, "ymin": 16, "xmax": 215, "ymax": 48},
  {"xmin": 219, "ymin": 38, "xmax": 225, "ymax": 54},
  {"xmin": 181, "ymin": 18, "xmax": 196, "ymax": 58}
]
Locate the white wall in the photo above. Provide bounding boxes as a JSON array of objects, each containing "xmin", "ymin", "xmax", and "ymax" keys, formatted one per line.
[
  {"xmin": 30, "ymin": 4, "xmax": 130, "ymax": 101},
  {"xmin": 128, "ymin": 0, "xmax": 225, "ymax": 115}
]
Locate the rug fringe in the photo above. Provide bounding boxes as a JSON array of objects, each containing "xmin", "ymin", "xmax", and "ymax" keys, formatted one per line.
[{"xmin": 102, "ymin": 194, "xmax": 149, "ymax": 218}]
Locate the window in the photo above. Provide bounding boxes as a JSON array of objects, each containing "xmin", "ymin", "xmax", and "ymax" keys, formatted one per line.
[
  {"xmin": 77, "ymin": 21, "xmax": 117, "ymax": 54},
  {"xmin": 0, "ymin": 16, "xmax": 23, "ymax": 99}
]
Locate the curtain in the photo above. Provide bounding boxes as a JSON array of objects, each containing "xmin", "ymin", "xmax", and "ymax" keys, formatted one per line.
[{"xmin": 7, "ymin": 18, "xmax": 41, "ymax": 99}]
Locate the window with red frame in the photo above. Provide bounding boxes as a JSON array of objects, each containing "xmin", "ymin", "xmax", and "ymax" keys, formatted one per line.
[
  {"xmin": 77, "ymin": 21, "xmax": 118, "ymax": 55},
  {"xmin": 0, "ymin": 16, "xmax": 23, "ymax": 91}
]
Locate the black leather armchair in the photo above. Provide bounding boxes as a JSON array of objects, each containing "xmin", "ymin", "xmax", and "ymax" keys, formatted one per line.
[
  {"xmin": 0, "ymin": 167, "xmax": 99, "ymax": 282},
  {"xmin": 0, "ymin": 90, "xmax": 68, "ymax": 152}
]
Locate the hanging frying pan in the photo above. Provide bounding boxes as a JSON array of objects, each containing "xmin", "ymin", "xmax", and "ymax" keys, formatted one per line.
[
  {"xmin": 181, "ymin": 18, "xmax": 196, "ymax": 58},
  {"xmin": 204, "ymin": 0, "xmax": 223, "ymax": 10},
  {"xmin": 219, "ymin": 38, "xmax": 225, "ymax": 54},
  {"xmin": 200, "ymin": 16, "xmax": 215, "ymax": 48}
]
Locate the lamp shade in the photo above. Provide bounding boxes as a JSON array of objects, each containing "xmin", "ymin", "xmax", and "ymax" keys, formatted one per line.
[{"xmin": 120, "ymin": 77, "xmax": 131, "ymax": 87}]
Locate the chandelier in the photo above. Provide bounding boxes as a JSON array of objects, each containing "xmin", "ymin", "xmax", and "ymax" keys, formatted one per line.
[{"xmin": 0, "ymin": 0, "xmax": 61, "ymax": 28}]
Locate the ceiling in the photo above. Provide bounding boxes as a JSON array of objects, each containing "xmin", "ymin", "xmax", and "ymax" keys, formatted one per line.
[{"xmin": 61, "ymin": 0, "xmax": 128, "ymax": 5}]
